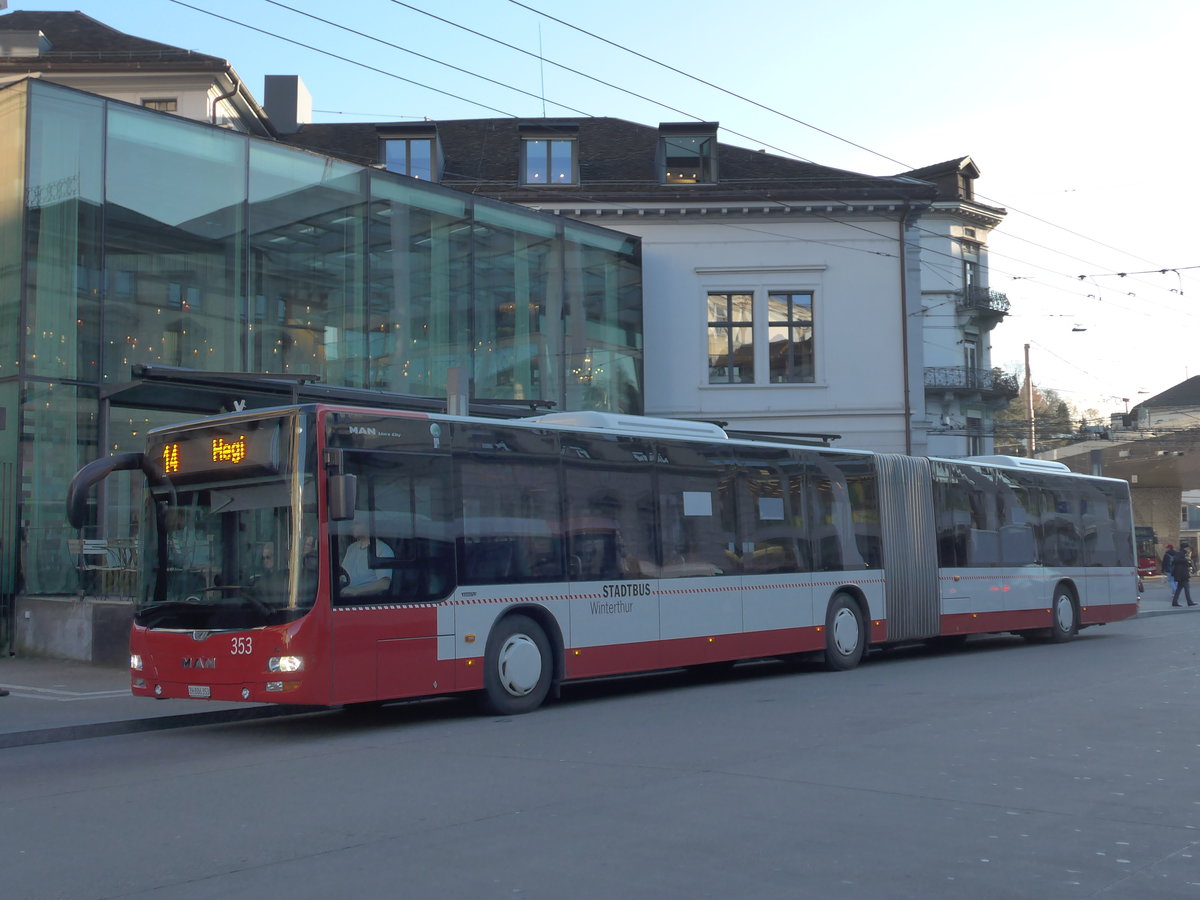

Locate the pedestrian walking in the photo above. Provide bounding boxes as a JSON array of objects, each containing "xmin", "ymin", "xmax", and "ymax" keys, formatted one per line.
[
  {"xmin": 1172, "ymin": 550, "xmax": 1196, "ymax": 607},
  {"xmin": 1163, "ymin": 544, "xmax": 1179, "ymax": 591}
]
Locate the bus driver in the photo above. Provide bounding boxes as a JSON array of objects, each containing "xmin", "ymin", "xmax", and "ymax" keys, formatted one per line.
[{"xmin": 340, "ymin": 519, "xmax": 394, "ymax": 598}]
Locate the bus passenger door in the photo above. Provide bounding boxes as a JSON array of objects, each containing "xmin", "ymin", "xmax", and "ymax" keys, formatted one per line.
[
  {"xmin": 655, "ymin": 442, "xmax": 742, "ymax": 666},
  {"xmin": 735, "ymin": 450, "xmax": 814, "ymax": 657},
  {"xmin": 330, "ymin": 449, "xmax": 456, "ymax": 704},
  {"xmin": 561, "ymin": 433, "xmax": 660, "ymax": 678}
]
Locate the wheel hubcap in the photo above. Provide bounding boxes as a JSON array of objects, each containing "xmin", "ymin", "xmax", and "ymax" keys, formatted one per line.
[
  {"xmin": 497, "ymin": 634, "xmax": 542, "ymax": 696},
  {"xmin": 1055, "ymin": 595, "xmax": 1073, "ymax": 632},
  {"xmin": 832, "ymin": 607, "xmax": 860, "ymax": 656}
]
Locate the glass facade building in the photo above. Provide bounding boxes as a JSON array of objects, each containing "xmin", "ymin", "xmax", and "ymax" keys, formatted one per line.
[{"xmin": 0, "ymin": 80, "xmax": 642, "ymax": 644}]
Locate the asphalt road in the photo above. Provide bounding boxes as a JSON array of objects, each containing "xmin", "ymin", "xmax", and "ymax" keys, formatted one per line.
[{"xmin": 3, "ymin": 613, "xmax": 1199, "ymax": 899}]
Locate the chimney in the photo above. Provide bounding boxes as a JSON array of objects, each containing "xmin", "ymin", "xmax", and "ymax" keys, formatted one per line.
[{"xmin": 263, "ymin": 75, "xmax": 311, "ymax": 134}]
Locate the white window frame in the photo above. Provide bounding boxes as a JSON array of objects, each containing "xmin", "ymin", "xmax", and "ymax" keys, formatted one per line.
[{"xmin": 697, "ymin": 266, "xmax": 826, "ymax": 387}]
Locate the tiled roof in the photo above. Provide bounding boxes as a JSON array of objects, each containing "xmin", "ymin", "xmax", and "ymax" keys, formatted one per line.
[
  {"xmin": 0, "ymin": 10, "xmax": 225, "ymax": 69},
  {"xmin": 283, "ymin": 116, "xmax": 939, "ymax": 205}
]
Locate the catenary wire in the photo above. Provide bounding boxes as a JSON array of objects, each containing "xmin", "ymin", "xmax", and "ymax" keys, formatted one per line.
[{"xmin": 165, "ymin": 0, "xmax": 1183, "ymax": 402}]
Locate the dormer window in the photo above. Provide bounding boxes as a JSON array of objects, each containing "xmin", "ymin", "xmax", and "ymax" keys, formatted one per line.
[
  {"xmin": 958, "ymin": 173, "xmax": 975, "ymax": 201},
  {"xmin": 520, "ymin": 123, "xmax": 578, "ymax": 186},
  {"xmin": 378, "ymin": 125, "xmax": 442, "ymax": 181},
  {"xmin": 659, "ymin": 122, "xmax": 718, "ymax": 184}
]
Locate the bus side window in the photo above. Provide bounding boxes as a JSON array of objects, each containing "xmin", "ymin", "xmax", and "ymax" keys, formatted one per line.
[
  {"xmin": 338, "ymin": 452, "xmax": 456, "ymax": 603},
  {"xmin": 730, "ymin": 445, "xmax": 809, "ymax": 575},
  {"xmin": 655, "ymin": 440, "xmax": 737, "ymax": 578}
]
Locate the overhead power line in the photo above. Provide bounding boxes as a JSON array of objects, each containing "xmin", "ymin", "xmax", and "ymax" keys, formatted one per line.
[
  {"xmin": 166, "ymin": 0, "xmax": 520, "ymax": 117},
  {"xmin": 166, "ymin": 0, "xmax": 1190, "ymax": 365},
  {"xmin": 261, "ymin": 0, "xmax": 593, "ymax": 117},
  {"xmin": 503, "ymin": 0, "xmax": 905, "ymax": 170},
  {"xmin": 504, "ymin": 0, "xmax": 1181, "ymax": 279},
  {"xmin": 383, "ymin": 0, "xmax": 819, "ymax": 164}
]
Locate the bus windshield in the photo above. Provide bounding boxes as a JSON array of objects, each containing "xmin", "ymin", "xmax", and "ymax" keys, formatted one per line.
[{"xmin": 136, "ymin": 414, "xmax": 318, "ymax": 630}]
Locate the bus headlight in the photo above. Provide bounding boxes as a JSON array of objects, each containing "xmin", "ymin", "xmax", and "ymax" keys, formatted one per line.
[
  {"xmin": 130, "ymin": 654, "xmax": 144, "ymax": 671},
  {"xmin": 268, "ymin": 656, "xmax": 304, "ymax": 673}
]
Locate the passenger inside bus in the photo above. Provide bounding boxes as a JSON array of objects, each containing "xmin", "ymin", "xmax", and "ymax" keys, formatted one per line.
[{"xmin": 340, "ymin": 519, "xmax": 394, "ymax": 597}]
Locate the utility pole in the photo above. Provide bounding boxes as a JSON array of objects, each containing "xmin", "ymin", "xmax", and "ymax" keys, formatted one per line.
[{"xmin": 1024, "ymin": 343, "xmax": 1036, "ymax": 456}]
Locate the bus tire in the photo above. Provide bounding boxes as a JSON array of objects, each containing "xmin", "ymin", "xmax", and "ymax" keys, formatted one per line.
[
  {"xmin": 480, "ymin": 614, "xmax": 553, "ymax": 715},
  {"xmin": 823, "ymin": 593, "xmax": 866, "ymax": 671},
  {"xmin": 1047, "ymin": 585, "xmax": 1078, "ymax": 643}
]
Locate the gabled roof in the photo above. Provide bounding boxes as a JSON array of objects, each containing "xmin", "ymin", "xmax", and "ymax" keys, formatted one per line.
[
  {"xmin": 902, "ymin": 156, "xmax": 979, "ymax": 182},
  {"xmin": 282, "ymin": 116, "xmax": 940, "ymax": 206},
  {"xmin": 0, "ymin": 10, "xmax": 225, "ymax": 71},
  {"xmin": 897, "ymin": 154, "xmax": 1004, "ymax": 216},
  {"xmin": 1134, "ymin": 377, "xmax": 1200, "ymax": 411}
]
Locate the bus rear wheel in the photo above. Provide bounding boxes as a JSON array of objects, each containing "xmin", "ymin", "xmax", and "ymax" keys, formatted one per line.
[
  {"xmin": 480, "ymin": 614, "xmax": 553, "ymax": 715},
  {"xmin": 824, "ymin": 593, "xmax": 866, "ymax": 671}
]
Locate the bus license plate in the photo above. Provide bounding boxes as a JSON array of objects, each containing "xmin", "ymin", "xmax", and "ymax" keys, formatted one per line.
[{"xmin": 187, "ymin": 685, "xmax": 211, "ymax": 698}]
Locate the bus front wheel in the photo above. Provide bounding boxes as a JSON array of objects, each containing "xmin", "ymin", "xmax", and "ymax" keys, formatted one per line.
[
  {"xmin": 1047, "ymin": 586, "xmax": 1078, "ymax": 643},
  {"xmin": 823, "ymin": 593, "xmax": 866, "ymax": 671},
  {"xmin": 480, "ymin": 614, "xmax": 553, "ymax": 715}
]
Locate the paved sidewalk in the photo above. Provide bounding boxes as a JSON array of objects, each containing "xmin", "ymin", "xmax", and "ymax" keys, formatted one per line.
[
  {"xmin": 1138, "ymin": 574, "xmax": 1200, "ymax": 616},
  {"xmin": 1, "ymin": 586, "xmax": 1193, "ymax": 748},
  {"xmin": 0, "ymin": 656, "xmax": 303, "ymax": 748}
]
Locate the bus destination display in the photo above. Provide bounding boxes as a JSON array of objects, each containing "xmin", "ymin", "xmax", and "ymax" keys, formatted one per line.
[{"xmin": 153, "ymin": 423, "xmax": 281, "ymax": 481}]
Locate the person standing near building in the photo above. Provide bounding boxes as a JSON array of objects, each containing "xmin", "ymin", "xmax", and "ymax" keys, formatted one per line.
[
  {"xmin": 1163, "ymin": 544, "xmax": 1179, "ymax": 592},
  {"xmin": 1172, "ymin": 550, "xmax": 1196, "ymax": 607}
]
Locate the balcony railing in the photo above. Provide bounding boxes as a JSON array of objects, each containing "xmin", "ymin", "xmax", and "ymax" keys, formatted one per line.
[
  {"xmin": 959, "ymin": 285, "xmax": 1010, "ymax": 316},
  {"xmin": 924, "ymin": 366, "xmax": 1019, "ymax": 398}
]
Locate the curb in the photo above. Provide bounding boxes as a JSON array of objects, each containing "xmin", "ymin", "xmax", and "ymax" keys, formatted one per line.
[
  {"xmin": 1139, "ymin": 606, "xmax": 1200, "ymax": 619},
  {"xmin": 0, "ymin": 703, "xmax": 315, "ymax": 750}
]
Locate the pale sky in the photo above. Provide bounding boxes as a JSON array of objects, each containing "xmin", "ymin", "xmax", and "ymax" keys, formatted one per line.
[{"xmin": 10, "ymin": 0, "xmax": 1198, "ymax": 418}]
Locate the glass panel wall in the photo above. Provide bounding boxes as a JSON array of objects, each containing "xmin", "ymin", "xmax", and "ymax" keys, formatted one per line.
[
  {"xmin": 10, "ymin": 82, "xmax": 642, "ymax": 602},
  {"xmin": 21, "ymin": 381, "xmax": 98, "ymax": 593},
  {"xmin": 367, "ymin": 176, "xmax": 471, "ymax": 396},
  {"xmin": 26, "ymin": 86, "xmax": 103, "ymax": 381},
  {"xmin": 249, "ymin": 142, "xmax": 365, "ymax": 385},
  {"xmin": 105, "ymin": 104, "xmax": 247, "ymax": 377},
  {"xmin": 0, "ymin": 83, "xmax": 27, "ymax": 380},
  {"xmin": 563, "ymin": 224, "xmax": 642, "ymax": 412},
  {"xmin": 474, "ymin": 200, "xmax": 560, "ymax": 405},
  {"xmin": 0, "ymin": 379, "xmax": 18, "ymax": 646}
]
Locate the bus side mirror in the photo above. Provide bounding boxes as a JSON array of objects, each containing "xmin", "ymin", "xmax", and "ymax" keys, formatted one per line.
[
  {"xmin": 329, "ymin": 474, "xmax": 358, "ymax": 522},
  {"xmin": 67, "ymin": 452, "xmax": 163, "ymax": 528}
]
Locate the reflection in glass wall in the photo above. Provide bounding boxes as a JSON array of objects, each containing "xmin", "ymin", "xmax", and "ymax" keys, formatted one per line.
[
  {"xmin": 563, "ymin": 224, "xmax": 642, "ymax": 412},
  {"xmin": 22, "ymin": 381, "xmax": 98, "ymax": 593},
  {"xmin": 105, "ymin": 104, "xmax": 247, "ymax": 376},
  {"xmin": 9, "ymin": 81, "xmax": 642, "ymax": 600},
  {"xmin": 26, "ymin": 87, "xmax": 103, "ymax": 380},
  {"xmin": 367, "ymin": 176, "xmax": 471, "ymax": 395},
  {"xmin": 0, "ymin": 83, "xmax": 25, "ymax": 379},
  {"xmin": 0, "ymin": 380, "xmax": 18, "ymax": 643},
  {"xmin": 473, "ymin": 201, "xmax": 560, "ymax": 404},
  {"xmin": 249, "ymin": 143, "xmax": 364, "ymax": 384}
]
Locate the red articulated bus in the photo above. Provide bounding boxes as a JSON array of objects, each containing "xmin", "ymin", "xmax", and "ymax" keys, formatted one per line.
[{"xmin": 67, "ymin": 406, "xmax": 1140, "ymax": 715}]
